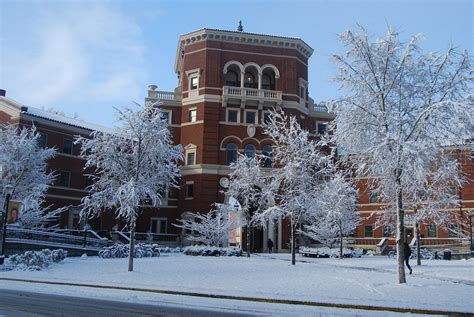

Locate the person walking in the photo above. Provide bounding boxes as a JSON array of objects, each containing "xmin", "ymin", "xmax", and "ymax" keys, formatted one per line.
[
  {"xmin": 404, "ymin": 242, "xmax": 412, "ymax": 274},
  {"xmin": 267, "ymin": 238, "xmax": 274, "ymax": 254}
]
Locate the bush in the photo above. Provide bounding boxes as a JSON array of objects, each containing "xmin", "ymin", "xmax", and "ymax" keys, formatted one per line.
[
  {"xmin": 299, "ymin": 246, "xmax": 365, "ymax": 258},
  {"xmin": 7, "ymin": 249, "xmax": 68, "ymax": 271},
  {"xmin": 183, "ymin": 245, "xmax": 243, "ymax": 257},
  {"xmin": 98, "ymin": 243, "xmax": 182, "ymax": 259}
]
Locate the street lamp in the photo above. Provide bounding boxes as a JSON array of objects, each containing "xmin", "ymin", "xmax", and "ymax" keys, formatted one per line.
[
  {"xmin": 469, "ymin": 210, "xmax": 473, "ymax": 257},
  {"xmin": 0, "ymin": 184, "xmax": 14, "ymax": 266}
]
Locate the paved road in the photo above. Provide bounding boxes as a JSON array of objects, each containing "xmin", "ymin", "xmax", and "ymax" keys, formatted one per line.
[{"xmin": 0, "ymin": 289, "xmax": 258, "ymax": 317}]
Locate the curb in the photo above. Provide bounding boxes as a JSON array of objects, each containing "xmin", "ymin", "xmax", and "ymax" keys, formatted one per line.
[{"xmin": 0, "ymin": 277, "xmax": 471, "ymax": 316}]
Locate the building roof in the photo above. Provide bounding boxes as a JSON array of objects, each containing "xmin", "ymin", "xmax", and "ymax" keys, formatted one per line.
[
  {"xmin": 0, "ymin": 96, "xmax": 113, "ymax": 134},
  {"xmin": 174, "ymin": 28, "xmax": 314, "ymax": 74}
]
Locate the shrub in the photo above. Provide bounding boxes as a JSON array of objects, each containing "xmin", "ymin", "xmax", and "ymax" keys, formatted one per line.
[
  {"xmin": 299, "ymin": 246, "xmax": 365, "ymax": 258},
  {"xmin": 7, "ymin": 249, "xmax": 68, "ymax": 271},
  {"xmin": 98, "ymin": 243, "xmax": 183, "ymax": 259},
  {"xmin": 183, "ymin": 245, "xmax": 243, "ymax": 257}
]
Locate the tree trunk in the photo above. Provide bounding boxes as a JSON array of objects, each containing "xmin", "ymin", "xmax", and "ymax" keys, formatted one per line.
[
  {"xmin": 128, "ymin": 219, "xmax": 136, "ymax": 272},
  {"xmin": 339, "ymin": 226, "xmax": 343, "ymax": 260},
  {"xmin": 246, "ymin": 223, "xmax": 251, "ymax": 258},
  {"xmin": 291, "ymin": 220, "xmax": 296, "ymax": 265},
  {"xmin": 396, "ymin": 177, "xmax": 406, "ymax": 284},
  {"xmin": 416, "ymin": 221, "xmax": 421, "ymax": 266}
]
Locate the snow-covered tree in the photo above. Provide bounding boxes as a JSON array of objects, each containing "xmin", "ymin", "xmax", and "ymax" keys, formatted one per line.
[
  {"xmin": 226, "ymin": 154, "xmax": 272, "ymax": 257},
  {"xmin": 0, "ymin": 123, "xmax": 64, "ymax": 228},
  {"xmin": 331, "ymin": 26, "xmax": 473, "ymax": 283},
  {"xmin": 301, "ymin": 172, "xmax": 359, "ymax": 259},
  {"xmin": 174, "ymin": 204, "xmax": 237, "ymax": 247},
  {"xmin": 76, "ymin": 102, "xmax": 183, "ymax": 272},
  {"xmin": 260, "ymin": 111, "xmax": 334, "ymax": 265}
]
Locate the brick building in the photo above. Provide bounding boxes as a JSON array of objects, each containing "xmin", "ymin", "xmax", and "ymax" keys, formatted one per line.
[
  {"xmin": 1, "ymin": 27, "xmax": 472, "ymax": 252},
  {"xmin": 0, "ymin": 90, "xmax": 111, "ymax": 230}
]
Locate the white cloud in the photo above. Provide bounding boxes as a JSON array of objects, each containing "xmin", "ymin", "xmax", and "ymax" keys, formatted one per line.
[{"xmin": 2, "ymin": 2, "xmax": 146, "ymax": 114}]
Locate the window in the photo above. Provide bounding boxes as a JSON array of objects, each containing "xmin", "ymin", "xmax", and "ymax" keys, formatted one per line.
[
  {"xmin": 186, "ymin": 151, "xmax": 196, "ymax": 166},
  {"xmin": 190, "ymin": 77, "xmax": 198, "ymax": 90},
  {"xmin": 186, "ymin": 182, "xmax": 194, "ymax": 199},
  {"xmin": 189, "ymin": 109, "xmax": 197, "ymax": 122},
  {"xmin": 368, "ymin": 191, "xmax": 378, "ymax": 203},
  {"xmin": 58, "ymin": 171, "xmax": 71, "ymax": 187},
  {"xmin": 226, "ymin": 143, "xmax": 238, "ymax": 165},
  {"xmin": 150, "ymin": 217, "xmax": 168, "ymax": 234},
  {"xmin": 364, "ymin": 225, "xmax": 373, "ymax": 237},
  {"xmin": 63, "ymin": 139, "xmax": 73, "ymax": 154},
  {"xmin": 261, "ymin": 74, "xmax": 272, "ymax": 90},
  {"xmin": 37, "ymin": 133, "xmax": 47, "ymax": 148},
  {"xmin": 383, "ymin": 225, "xmax": 392, "ymax": 237},
  {"xmin": 300, "ymin": 87, "xmax": 305, "ymax": 98},
  {"xmin": 227, "ymin": 109, "xmax": 239, "ymax": 123},
  {"xmin": 426, "ymin": 224, "xmax": 437, "ymax": 238},
  {"xmin": 263, "ymin": 112, "xmax": 272, "ymax": 125},
  {"xmin": 448, "ymin": 223, "xmax": 458, "ymax": 237},
  {"xmin": 160, "ymin": 110, "xmax": 172, "ymax": 124},
  {"xmin": 244, "ymin": 72, "xmax": 255, "ymax": 88},
  {"xmin": 244, "ymin": 144, "xmax": 255, "ymax": 158},
  {"xmin": 85, "ymin": 175, "xmax": 94, "ymax": 188},
  {"xmin": 245, "ymin": 110, "xmax": 257, "ymax": 124},
  {"xmin": 186, "ymin": 68, "xmax": 200, "ymax": 96},
  {"xmin": 316, "ymin": 122, "xmax": 327, "ymax": 135},
  {"xmin": 225, "ymin": 71, "xmax": 239, "ymax": 87},
  {"xmin": 262, "ymin": 144, "xmax": 272, "ymax": 168}
]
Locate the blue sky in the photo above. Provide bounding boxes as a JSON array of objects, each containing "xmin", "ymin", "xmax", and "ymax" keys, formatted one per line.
[{"xmin": 1, "ymin": 0, "xmax": 472, "ymax": 127}]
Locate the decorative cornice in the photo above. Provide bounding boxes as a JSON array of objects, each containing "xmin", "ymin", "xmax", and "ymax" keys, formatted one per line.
[{"xmin": 175, "ymin": 28, "xmax": 314, "ymax": 73}]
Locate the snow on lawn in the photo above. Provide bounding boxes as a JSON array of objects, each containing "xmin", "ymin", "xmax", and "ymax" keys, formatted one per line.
[{"xmin": 1, "ymin": 253, "xmax": 473, "ymax": 313}]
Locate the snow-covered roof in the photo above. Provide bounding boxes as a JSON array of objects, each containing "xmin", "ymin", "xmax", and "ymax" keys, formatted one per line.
[
  {"xmin": 0, "ymin": 96, "xmax": 114, "ymax": 134},
  {"xmin": 22, "ymin": 106, "xmax": 114, "ymax": 134}
]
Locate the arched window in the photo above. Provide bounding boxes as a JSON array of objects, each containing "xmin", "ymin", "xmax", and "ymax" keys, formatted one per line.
[
  {"xmin": 244, "ymin": 72, "xmax": 255, "ymax": 88},
  {"xmin": 244, "ymin": 144, "xmax": 256, "ymax": 158},
  {"xmin": 262, "ymin": 144, "xmax": 272, "ymax": 167},
  {"xmin": 225, "ymin": 71, "xmax": 238, "ymax": 87},
  {"xmin": 261, "ymin": 74, "xmax": 272, "ymax": 90},
  {"xmin": 226, "ymin": 143, "xmax": 238, "ymax": 165}
]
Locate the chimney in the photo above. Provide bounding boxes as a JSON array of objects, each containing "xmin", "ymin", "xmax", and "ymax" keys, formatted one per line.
[
  {"xmin": 0, "ymin": 89, "xmax": 6, "ymax": 97},
  {"xmin": 148, "ymin": 84, "xmax": 157, "ymax": 91}
]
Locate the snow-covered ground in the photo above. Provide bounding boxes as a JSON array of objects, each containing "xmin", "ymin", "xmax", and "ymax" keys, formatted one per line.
[{"xmin": 1, "ymin": 253, "xmax": 472, "ymax": 314}]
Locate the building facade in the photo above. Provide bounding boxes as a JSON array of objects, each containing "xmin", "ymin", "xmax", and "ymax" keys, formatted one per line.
[{"xmin": 1, "ymin": 28, "xmax": 472, "ymax": 252}]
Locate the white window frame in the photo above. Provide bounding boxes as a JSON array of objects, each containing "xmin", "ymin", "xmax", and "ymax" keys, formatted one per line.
[
  {"xmin": 185, "ymin": 181, "xmax": 194, "ymax": 200},
  {"xmin": 226, "ymin": 108, "xmax": 240, "ymax": 123},
  {"xmin": 185, "ymin": 144, "xmax": 197, "ymax": 166},
  {"xmin": 244, "ymin": 109, "xmax": 258, "ymax": 125},
  {"xmin": 160, "ymin": 109, "xmax": 172, "ymax": 125},
  {"xmin": 188, "ymin": 108, "xmax": 197, "ymax": 123},
  {"xmin": 150, "ymin": 217, "xmax": 168, "ymax": 234},
  {"xmin": 186, "ymin": 68, "xmax": 201, "ymax": 97}
]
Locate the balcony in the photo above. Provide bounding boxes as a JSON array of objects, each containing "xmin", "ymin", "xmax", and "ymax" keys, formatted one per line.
[
  {"xmin": 222, "ymin": 86, "xmax": 282, "ymax": 105},
  {"xmin": 147, "ymin": 90, "xmax": 181, "ymax": 102}
]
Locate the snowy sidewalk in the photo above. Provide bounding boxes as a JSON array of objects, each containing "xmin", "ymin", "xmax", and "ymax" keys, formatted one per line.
[{"xmin": 0, "ymin": 254, "xmax": 472, "ymax": 314}]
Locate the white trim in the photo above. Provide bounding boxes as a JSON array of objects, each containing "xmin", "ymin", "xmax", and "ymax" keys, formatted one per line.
[
  {"xmin": 185, "ymin": 146, "xmax": 197, "ymax": 166},
  {"xmin": 181, "ymin": 120, "xmax": 204, "ymax": 127},
  {"xmin": 226, "ymin": 108, "xmax": 240, "ymax": 123},
  {"xmin": 188, "ymin": 109, "xmax": 197, "ymax": 123},
  {"xmin": 186, "ymin": 68, "xmax": 201, "ymax": 97},
  {"xmin": 160, "ymin": 109, "xmax": 172, "ymax": 125},
  {"xmin": 244, "ymin": 109, "xmax": 258, "ymax": 124},
  {"xmin": 150, "ymin": 217, "xmax": 168, "ymax": 234}
]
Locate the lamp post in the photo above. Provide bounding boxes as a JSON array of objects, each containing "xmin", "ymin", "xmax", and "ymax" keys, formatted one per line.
[
  {"xmin": 469, "ymin": 210, "xmax": 473, "ymax": 257},
  {"xmin": 0, "ymin": 184, "xmax": 14, "ymax": 266}
]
